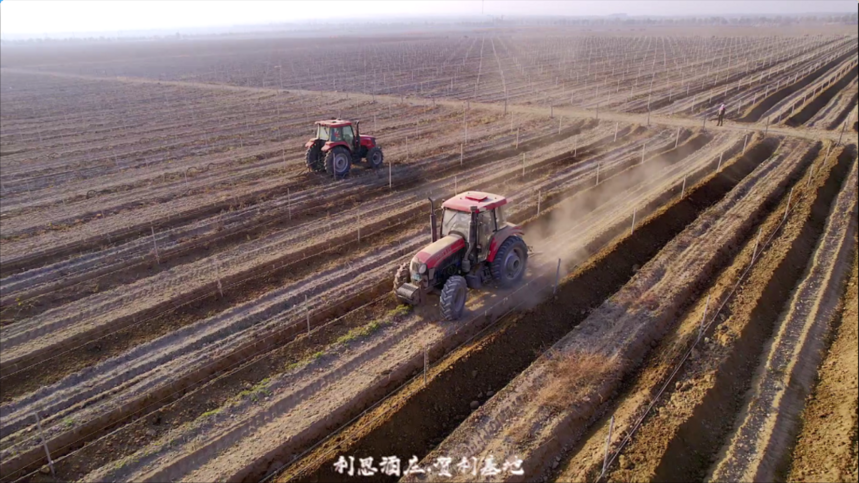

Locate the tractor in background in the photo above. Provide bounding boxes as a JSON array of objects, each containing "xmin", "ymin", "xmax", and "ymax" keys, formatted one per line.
[
  {"xmin": 305, "ymin": 119, "xmax": 384, "ymax": 178},
  {"xmin": 394, "ymin": 191, "xmax": 529, "ymax": 320}
]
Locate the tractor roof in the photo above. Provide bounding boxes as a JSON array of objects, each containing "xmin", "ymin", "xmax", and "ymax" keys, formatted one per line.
[
  {"xmin": 442, "ymin": 191, "xmax": 507, "ymax": 213},
  {"xmin": 315, "ymin": 119, "xmax": 354, "ymax": 127}
]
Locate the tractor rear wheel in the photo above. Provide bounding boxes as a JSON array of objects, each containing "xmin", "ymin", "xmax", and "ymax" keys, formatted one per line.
[
  {"xmin": 393, "ymin": 262, "xmax": 409, "ymax": 294},
  {"xmin": 324, "ymin": 147, "xmax": 352, "ymax": 178},
  {"xmin": 367, "ymin": 147, "xmax": 384, "ymax": 169},
  {"xmin": 491, "ymin": 236, "xmax": 528, "ymax": 288},
  {"xmin": 439, "ymin": 275, "xmax": 468, "ymax": 320},
  {"xmin": 305, "ymin": 143, "xmax": 324, "ymax": 172}
]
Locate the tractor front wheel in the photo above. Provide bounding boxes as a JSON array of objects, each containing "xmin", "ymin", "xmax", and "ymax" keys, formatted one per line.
[
  {"xmin": 491, "ymin": 236, "xmax": 528, "ymax": 288},
  {"xmin": 393, "ymin": 262, "xmax": 409, "ymax": 295},
  {"xmin": 324, "ymin": 147, "xmax": 352, "ymax": 178},
  {"xmin": 439, "ymin": 275, "xmax": 468, "ymax": 321},
  {"xmin": 366, "ymin": 147, "xmax": 384, "ymax": 169},
  {"xmin": 305, "ymin": 143, "xmax": 324, "ymax": 172}
]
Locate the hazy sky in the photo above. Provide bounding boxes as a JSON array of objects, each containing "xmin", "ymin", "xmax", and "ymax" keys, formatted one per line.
[{"xmin": 1, "ymin": 0, "xmax": 855, "ymax": 37}]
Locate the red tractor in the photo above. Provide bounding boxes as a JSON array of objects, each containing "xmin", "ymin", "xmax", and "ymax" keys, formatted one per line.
[
  {"xmin": 394, "ymin": 191, "xmax": 529, "ymax": 320},
  {"xmin": 304, "ymin": 119, "xmax": 384, "ymax": 178}
]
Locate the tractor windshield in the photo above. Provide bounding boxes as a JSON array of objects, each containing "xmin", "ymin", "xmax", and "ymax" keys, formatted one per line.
[
  {"xmin": 441, "ymin": 209, "xmax": 471, "ymax": 238},
  {"xmin": 316, "ymin": 126, "xmax": 330, "ymax": 141}
]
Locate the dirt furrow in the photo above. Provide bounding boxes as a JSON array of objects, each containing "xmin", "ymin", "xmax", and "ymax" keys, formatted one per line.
[
  {"xmin": 275, "ymin": 133, "xmax": 743, "ymax": 483},
  {"xmin": 787, "ymin": 246, "xmax": 858, "ymax": 483},
  {"xmin": 0, "ymin": 123, "xmax": 644, "ymax": 480},
  {"xmin": 32, "ymin": 129, "xmax": 717, "ymax": 483},
  {"xmin": 408, "ymin": 137, "xmax": 812, "ymax": 482},
  {"xmin": 587, "ymin": 144, "xmax": 854, "ymax": 483},
  {"xmin": 0, "ymin": 122, "xmax": 618, "ymax": 388},
  {"xmin": 120, "ymin": 131, "xmax": 727, "ymax": 483},
  {"xmin": 0, "ymin": 117, "xmax": 593, "ymax": 320},
  {"xmin": 786, "ymin": 68, "xmax": 859, "ymax": 127},
  {"xmin": 709, "ymin": 156, "xmax": 857, "ymax": 483}
]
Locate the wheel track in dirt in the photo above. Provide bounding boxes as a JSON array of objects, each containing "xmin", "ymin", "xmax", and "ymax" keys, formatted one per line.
[{"xmin": 0, "ymin": 123, "xmax": 666, "ymax": 480}]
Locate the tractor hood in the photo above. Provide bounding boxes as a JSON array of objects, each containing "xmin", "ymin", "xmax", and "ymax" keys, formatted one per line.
[
  {"xmin": 414, "ymin": 234, "xmax": 466, "ymax": 269},
  {"xmin": 359, "ymin": 135, "xmax": 376, "ymax": 148}
]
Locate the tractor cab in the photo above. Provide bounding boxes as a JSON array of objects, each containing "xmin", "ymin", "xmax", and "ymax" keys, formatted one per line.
[
  {"xmin": 439, "ymin": 192, "xmax": 508, "ymax": 263},
  {"xmin": 304, "ymin": 119, "xmax": 384, "ymax": 178},
  {"xmin": 314, "ymin": 120, "xmax": 358, "ymax": 151}
]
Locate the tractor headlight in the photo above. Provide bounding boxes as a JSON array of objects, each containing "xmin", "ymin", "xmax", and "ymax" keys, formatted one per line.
[{"xmin": 418, "ymin": 263, "xmax": 427, "ymax": 275}]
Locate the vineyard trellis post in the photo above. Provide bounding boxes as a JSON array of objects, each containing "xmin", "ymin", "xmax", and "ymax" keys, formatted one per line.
[
  {"xmin": 301, "ymin": 293, "xmax": 310, "ymax": 334},
  {"xmin": 751, "ymin": 227, "xmax": 763, "ymax": 262},
  {"xmin": 601, "ymin": 415, "xmax": 615, "ymax": 479},
  {"xmin": 151, "ymin": 226, "xmax": 160, "ymax": 265},
  {"xmin": 34, "ymin": 412, "xmax": 55, "ymax": 478},
  {"xmin": 631, "ymin": 207, "xmax": 637, "ymax": 235},
  {"xmin": 423, "ymin": 344, "xmax": 429, "ymax": 386},
  {"xmin": 554, "ymin": 258, "xmax": 561, "ymax": 295},
  {"xmin": 698, "ymin": 294, "xmax": 711, "ymax": 342}
]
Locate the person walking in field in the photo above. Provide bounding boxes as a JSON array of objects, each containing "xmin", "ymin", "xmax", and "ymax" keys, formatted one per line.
[{"xmin": 717, "ymin": 102, "xmax": 726, "ymax": 126}]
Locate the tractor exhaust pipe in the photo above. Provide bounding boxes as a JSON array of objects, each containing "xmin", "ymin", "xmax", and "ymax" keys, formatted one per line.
[{"xmin": 429, "ymin": 197, "xmax": 438, "ymax": 242}]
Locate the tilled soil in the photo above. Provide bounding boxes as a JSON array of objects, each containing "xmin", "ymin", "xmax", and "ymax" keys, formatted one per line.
[
  {"xmin": 787, "ymin": 249, "xmax": 858, "ymax": 483},
  {"xmin": 1, "ymin": 28, "xmax": 857, "ymax": 483},
  {"xmin": 590, "ymin": 144, "xmax": 854, "ymax": 483},
  {"xmin": 709, "ymin": 156, "xmax": 857, "ymax": 483},
  {"xmin": 56, "ymin": 130, "xmax": 714, "ymax": 483},
  {"xmin": 408, "ymin": 137, "xmax": 812, "ymax": 482},
  {"xmin": 0, "ymin": 122, "xmax": 663, "ymax": 479}
]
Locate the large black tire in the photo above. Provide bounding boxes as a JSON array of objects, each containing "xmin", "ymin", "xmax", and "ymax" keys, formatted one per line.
[
  {"xmin": 439, "ymin": 275, "xmax": 468, "ymax": 321},
  {"xmin": 490, "ymin": 236, "xmax": 528, "ymax": 288},
  {"xmin": 393, "ymin": 262, "xmax": 409, "ymax": 295},
  {"xmin": 305, "ymin": 143, "xmax": 324, "ymax": 172},
  {"xmin": 366, "ymin": 147, "xmax": 384, "ymax": 169},
  {"xmin": 324, "ymin": 146, "xmax": 351, "ymax": 178}
]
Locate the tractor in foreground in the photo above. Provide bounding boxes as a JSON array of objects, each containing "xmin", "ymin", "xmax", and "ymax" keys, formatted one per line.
[
  {"xmin": 394, "ymin": 191, "xmax": 529, "ymax": 320},
  {"xmin": 304, "ymin": 119, "xmax": 384, "ymax": 178}
]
